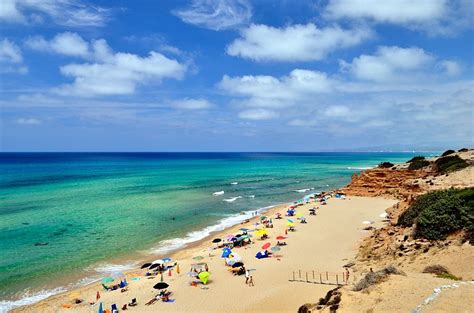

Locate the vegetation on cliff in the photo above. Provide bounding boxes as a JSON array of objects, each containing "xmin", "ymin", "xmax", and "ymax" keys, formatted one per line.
[
  {"xmin": 434, "ymin": 155, "xmax": 469, "ymax": 173},
  {"xmin": 398, "ymin": 188, "xmax": 474, "ymax": 241}
]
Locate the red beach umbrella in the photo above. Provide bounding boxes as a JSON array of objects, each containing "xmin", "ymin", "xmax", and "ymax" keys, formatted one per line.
[
  {"xmin": 261, "ymin": 242, "xmax": 271, "ymax": 250},
  {"xmin": 276, "ymin": 236, "xmax": 286, "ymax": 240}
]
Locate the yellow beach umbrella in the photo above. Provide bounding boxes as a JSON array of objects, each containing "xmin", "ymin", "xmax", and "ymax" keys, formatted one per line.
[
  {"xmin": 296, "ymin": 212, "xmax": 303, "ymax": 217},
  {"xmin": 198, "ymin": 271, "xmax": 210, "ymax": 284},
  {"xmin": 255, "ymin": 229, "xmax": 268, "ymax": 237},
  {"xmin": 287, "ymin": 222, "xmax": 295, "ymax": 227}
]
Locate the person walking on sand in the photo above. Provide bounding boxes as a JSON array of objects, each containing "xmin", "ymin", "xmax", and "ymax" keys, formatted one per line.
[
  {"xmin": 245, "ymin": 268, "xmax": 250, "ymax": 284},
  {"xmin": 249, "ymin": 276, "xmax": 254, "ymax": 287},
  {"xmin": 345, "ymin": 268, "xmax": 350, "ymax": 284}
]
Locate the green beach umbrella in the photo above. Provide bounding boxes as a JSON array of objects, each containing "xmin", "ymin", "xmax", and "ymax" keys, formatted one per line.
[
  {"xmin": 198, "ymin": 271, "xmax": 210, "ymax": 284},
  {"xmin": 192, "ymin": 256, "xmax": 204, "ymax": 261},
  {"xmin": 102, "ymin": 277, "xmax": 114, "ymax": 284}
]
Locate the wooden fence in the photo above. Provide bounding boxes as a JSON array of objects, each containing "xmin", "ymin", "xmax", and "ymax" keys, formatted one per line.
[{"xmin": 289, "ymin": 270, "xmax": 354, "ymax": 286}]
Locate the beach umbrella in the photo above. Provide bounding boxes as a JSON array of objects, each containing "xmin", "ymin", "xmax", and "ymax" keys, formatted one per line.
[
  {"xmin": 212, "ymin": 238, "xmax": 221, "ymax": 243},
  {"xmin": 141, "ymin": 263, "xmax": 152, "ymax": 269},
  {"xmin": 198, "ymin": 271, "xmax": 210, "ymax": 284},
  {"xmin": 192, "ymin": 256, "xmax": 204, "ymax": 261},
  {"xmin": 162, "ymin": 257, "xmax": 172, "ymax": 263},
  {"xmin": 102, "ymin": 277, "xmax": 114, "ymax": 284},
  {"xmin": 261, "ymin": 242, "xmax": 271, "ymax": 250},
  {"xmin": 255, "ymin": 229, "xmax": 268, "ymax": 237},
  {"xmin": 296, "ymin": 212, "xmax": 303, "ymax": 217},
  {"xmin": 287, "ymin": 222, "xmax": 295, "ymax": 227},
  {"xmin": 149, "ymin": 263, "xmax": 160, "ymax": 270},
  {"xmin": 239, "ymin": 228, "xmax": 249, "ymax": 232},
  {"xmin": 276, "ymin": 236, "xmax": 286, "ymax": 240},
  {"xmin": 152, "ymin": 259, "xmax": 165, "ymax": 264},
  {"xmin": 232, "ymin": 262, "xmax": 244, "ymax": 268},
  {"xmin": 221, "ymin": 247, "xmax": 232, "ymax": 258},
  {"xmin": 271, "ymin": 246, "xmax": 281, "ymax": 252},
  {"xmin": 260, "ymin": 216, "xmax": 268, "ymax": 220},
  {"xmin": 153, "ymin": 282, "xmax": 169, "ymax": 290},
  {"xmin": 287, "ymin": 219, "xmax": 294, "ymax": 223},
  {"xmin": 98, "ymin": 302, "xmax": 103, "ymax": 313}
]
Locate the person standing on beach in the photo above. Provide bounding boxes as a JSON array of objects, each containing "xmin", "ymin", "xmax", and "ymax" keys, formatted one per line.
[
  {"xmin": 345, "ymin": 268, "xmax": 350, "ymax": 283},
  {"xmin": 245, "ymin": 268, "xmax": 250, "ymax": 284},
  {"xmin": 249, "ymin": 276, "xmax": 254, "ymax": 286}
]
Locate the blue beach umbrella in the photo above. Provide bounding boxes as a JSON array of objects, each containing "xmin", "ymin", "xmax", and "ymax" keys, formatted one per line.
[
  {"xmin": 287, "ymin": 219, "xmax": 294, "ymax": 223},
  {"xmin": 162, "ymin": 257, "xmax": 172, "ymax": 263},
  {"xmin": 221, "ymin": 248, "xmax": 232, "ymax": 258},
  {"xmin": 98, "ymin": 302, "xmax": 103, "ymax": 313}
]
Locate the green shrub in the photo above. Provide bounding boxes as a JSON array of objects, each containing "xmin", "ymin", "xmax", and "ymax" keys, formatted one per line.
[
  {"xmin": 407, "ymin": 156, "xmax": 426, "ymax": 163},
  {"xmin": 436, "ymin": 272, "xmax": 461, "ymax": 280},
  {"xmin": 398, "ymin": 188, "xmax": 474, "ymax": 241},
  {"xmin": 435, "ymin": 155, "xmax": 468, "ymax": 173},
  {"xmin": 441, "ymin": 149, "xmax": 455, "ymax": 156},
  {"xmin": 379, "ymin": 162, "xmax": 394, "ymax": 168},
  {"xmin": 408, "ymin": 159, "xmax": 431, "ymax": 170}
]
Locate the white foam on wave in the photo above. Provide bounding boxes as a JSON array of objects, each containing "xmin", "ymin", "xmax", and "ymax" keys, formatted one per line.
[
  {"xmin": 150, "ymin": 205, "xmax": 276, "ymax": 255},
  {"xmin": 294, "ymin": 188, "xmax": 314, "ymax": 193},
  {"xmin": 230, "ymin": 182, "xmax": 238, "ymax": 185},
  {"xmin": 223, "ymin": 196, "xmax": 242, "ymax": 202},
  {"xmin": 212, "ymin": 191, "xmax": 224, "ymax": 196},
  {"xmin": 247, "ymin": 195, "xmax": 255, "ymax": 198},
  {"xmin": 0, "ymin": 287, "xmax": 66, "ymax": 313},
  {"xmin": 347, "ymin": 166, "xmax": 373, "ymax": 170},
  {"xmin": 93, "ymin": 262, "xmax": 138, "ymax": 275}
]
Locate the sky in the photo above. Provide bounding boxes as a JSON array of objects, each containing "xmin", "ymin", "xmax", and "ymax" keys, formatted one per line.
[{"xmin": 0, "ymin": 0, "xmax": 473, "ymax": 152}]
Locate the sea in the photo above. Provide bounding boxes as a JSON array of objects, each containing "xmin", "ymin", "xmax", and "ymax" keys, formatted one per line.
[{"xmin": 0, "ymin": 152, "xmax": 435, "ymax": 311}]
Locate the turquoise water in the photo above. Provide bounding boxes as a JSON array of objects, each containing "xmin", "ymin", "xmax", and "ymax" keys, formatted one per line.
[{"xmin": 0, "ymin": 152, "xmax": 433, "ymax": 310}]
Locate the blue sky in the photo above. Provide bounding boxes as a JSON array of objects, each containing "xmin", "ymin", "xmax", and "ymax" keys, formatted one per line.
[{"xmin": 0, "ymin": 0, "xmax": 473, "ymax": 152}]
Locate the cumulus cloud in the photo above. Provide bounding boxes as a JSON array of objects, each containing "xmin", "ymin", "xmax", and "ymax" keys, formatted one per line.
[
  {"xmin": 25, "ymin": 32, "xmax": 90, "ymax": 57},
  {"xmin": 16, "ymin": 117, "xmax": 41, "ymax": 124},
  {"xmin": 238, "ymin": 109, "xmax": 278, "ymax": 120},
  {"xmin": 36, "ymin": 35, "xmax": 188, "ymax": 96},
  {"xmin": 173, "ymin": 0, "xmax": 251, "ymax": 31},
  {"xmin": 171, "ymin": 98, "xmax": 212, "ymax": 110},
  {"xmin": 227, "ymin": 23, "xmax": 372, "ymax": 62},
  {"xmin": 340, "ymin": 46, "xmax": 436, "ymax": 82},
  {"xmin": 0, "ymin": 38, "xmax": 28, "ymax": 74},
  {"xmin": 441, "ymin": 60, "xmax": 462, "ymax": 76},
  {"xmin": 0, "ymin": 0, "xmax": 110, "ymax": 27},
  {"xmin": 324, "ymin": 0, "xmax": 473, "ymax": 36}
]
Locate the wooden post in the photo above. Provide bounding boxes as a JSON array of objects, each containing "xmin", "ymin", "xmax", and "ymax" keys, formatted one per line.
[
  {"xmin": 336, "ymin": 274, "xmax": 339, "ymax": 285},
  {"xmin": 319, "ymin": 273, "xmax": 322, "ymax": 284},
  {"xmin": 306, "ymin": 272, "xmax": 309, "ymax": 282},
  {"xmin": 312, "ymin": 270, "xmax": 315, "ymax": 280},
  {"xmin": 292, "ymin": 271, "xmax": 295, "ymax": 281},
  {"xmin": 326, "ymin": 271, "xmax": 328, "ymax": 280},
  {"xmin": 299, "ymin": 270, "xmax": 301, "ymax": 280}
]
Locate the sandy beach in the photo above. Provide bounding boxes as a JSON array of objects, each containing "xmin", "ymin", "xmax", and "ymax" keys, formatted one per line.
[{"xmin": 13, "ymin": 195, "xmax": 397, "ymax": 313}]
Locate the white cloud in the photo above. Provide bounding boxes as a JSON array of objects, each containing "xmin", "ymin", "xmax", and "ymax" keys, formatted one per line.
[
  {"xmin": 324, "ymin": 0, "xmax": 473, "ymax": 36},
  {"xmin": 25, "ymin": 32, "xmax": 90, "ymax": 57},
  {"xmin": 0, "ymin": 0, "xmax": 110, "ymax": 27},
  {"xmin": 441, "ymin": 60, "xmax": 462, "ymax": 76},
  {"xmin": 173, "ymin": 0, "xmax": 251, "ymax": 31},
  {"xmin": 16, "ymin": 117, "xmax": 41, "ymax": 124},
  {"xmin": 0, "ymin": 38, "xmax": 27, "ymax": 74},
  {"xmin": 238, "ymin": 109, "xmax": 278, "ymax": 120},
  {"xmin": 51, "ymin": 39, "xmax": 186, "ymax": 96},
  {"xmin": 324, "ymin": 105, "xmax": 350, "ymax": 117},
  {"xmin": 171, "ymin": 98, "xmax": 212, "ymax": 110},
  {"xmin": 340, "ymin": 46, "xmax": 435, "ymax": 82},
  {"xmin": 227, "ymin": 23, "xmax": 372, "ymax": 62},
  {"xmin": 219, "ymin": 69, "xmax": 335, "ymax": 108}
]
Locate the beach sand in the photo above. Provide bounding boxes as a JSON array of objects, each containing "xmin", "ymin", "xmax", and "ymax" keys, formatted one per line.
[{"xmin": 14, "ymin": 196, "xmax": 397, "ymax": 313}]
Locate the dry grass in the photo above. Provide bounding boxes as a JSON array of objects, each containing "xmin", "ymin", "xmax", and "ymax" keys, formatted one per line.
[{"xmin": 353, "ymin": 266, "xmax": 405, "ymax": 291}]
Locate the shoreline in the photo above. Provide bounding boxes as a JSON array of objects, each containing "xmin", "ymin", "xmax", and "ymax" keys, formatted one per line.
[
  {"xmin": 3, "ymin": 199, "xmax": 296, "ymax": 312},
  {"xmin": 10, "ymin": 192, "xmax": 398, "ymax": 313}
]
